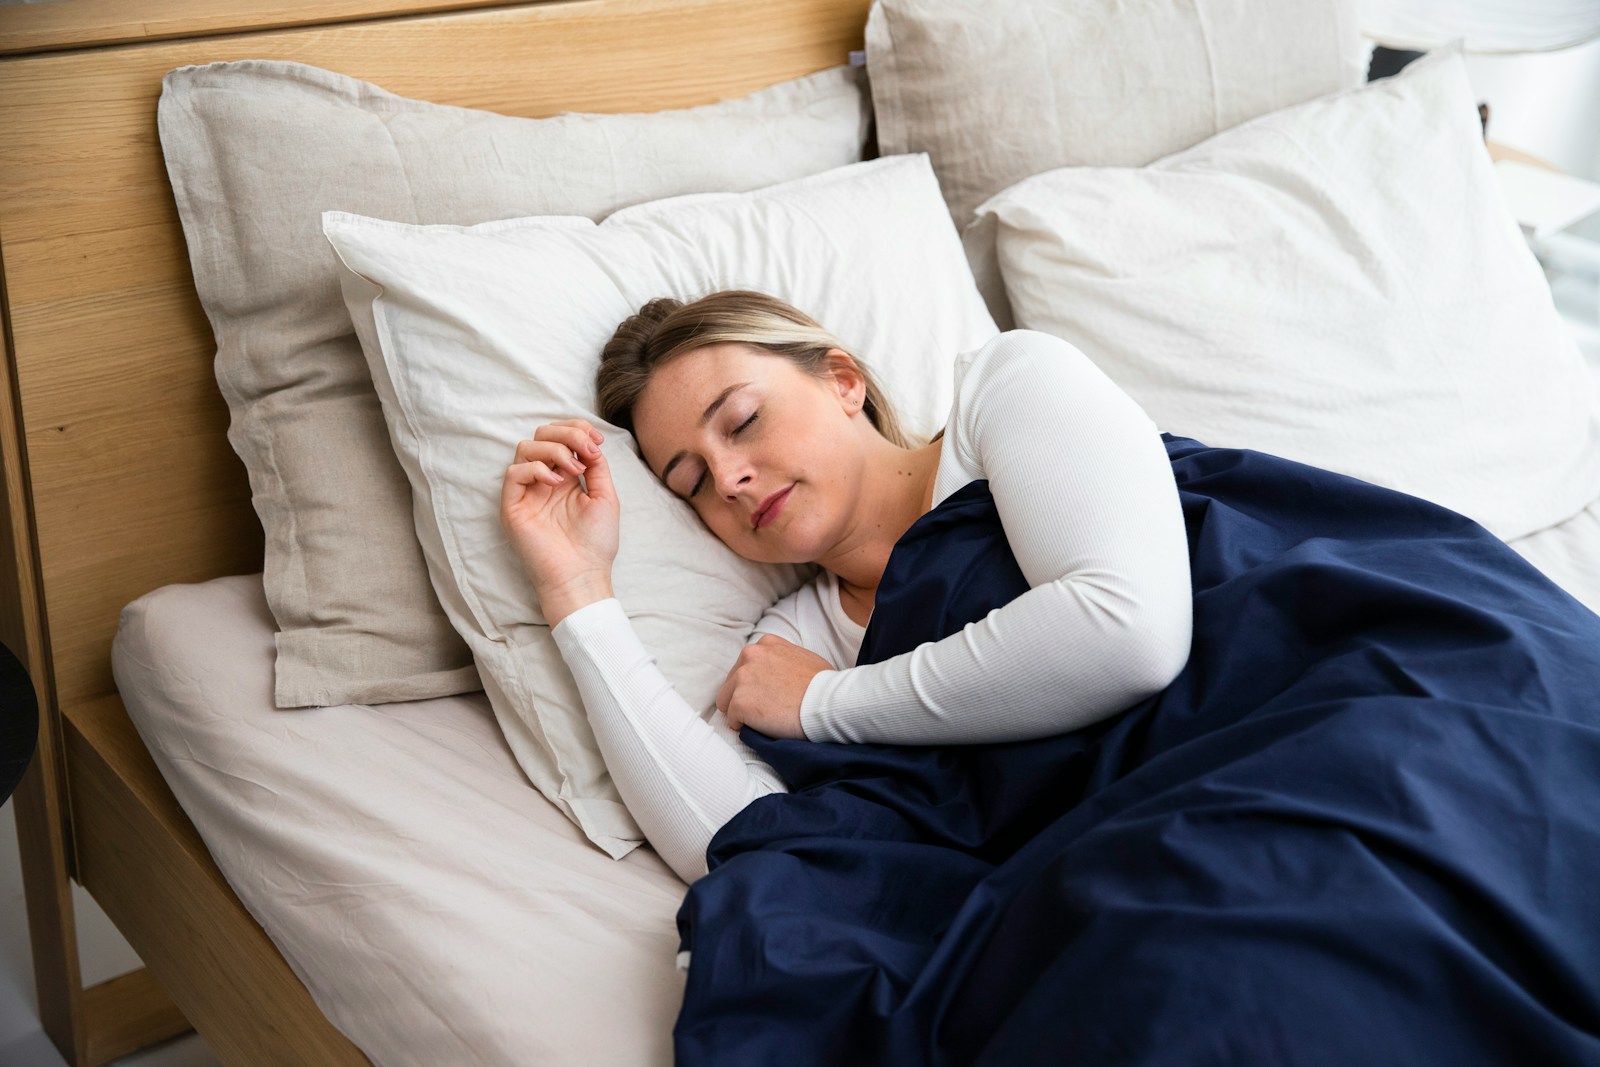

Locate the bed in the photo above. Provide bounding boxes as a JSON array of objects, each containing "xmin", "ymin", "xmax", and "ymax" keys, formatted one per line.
[{"xmin": 3, "ymin": 0, "xmax": 1598, "ymax": 1064}]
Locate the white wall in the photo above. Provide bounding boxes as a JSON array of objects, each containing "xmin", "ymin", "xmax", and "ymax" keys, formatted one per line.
[{"xmin": 1461, "ymin": 34, "xmax": 1600, "ymax": 181}]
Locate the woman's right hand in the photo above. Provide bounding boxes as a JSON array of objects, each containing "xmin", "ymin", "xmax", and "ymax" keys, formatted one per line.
[{"xmin": 499, "ymin": 418, "xmax": 620, "ymax": 626}]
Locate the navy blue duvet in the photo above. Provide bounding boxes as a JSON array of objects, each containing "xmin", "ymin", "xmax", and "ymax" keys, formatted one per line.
[{"xmin": 673, "ymin": 435, "xmax": 1600, "ymax": 1066}]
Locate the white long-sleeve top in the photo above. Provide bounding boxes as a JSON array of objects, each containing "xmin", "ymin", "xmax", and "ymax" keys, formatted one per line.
[{"xmin": 552, "ymin": 330, "xmax": 1193, "ymax": 884}]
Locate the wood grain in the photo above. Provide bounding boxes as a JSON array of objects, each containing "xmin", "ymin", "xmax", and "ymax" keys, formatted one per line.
[
  {"xmin": 66, "ymin": 693, "xmax": 370, "ymax": 1064},
  {"xmin": 0, "ymin": 0, "xmax": 540, "ymax": 56},
  {"xmin": 81, "ymin": 969, "xmax": 192, "ymax": 1066},
  {"xmin": 1, "ymin": 205, "xmax": 83, "ymax": 1064}
]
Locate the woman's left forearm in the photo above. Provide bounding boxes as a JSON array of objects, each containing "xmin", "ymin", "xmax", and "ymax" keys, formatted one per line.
[{"xmin": 801, "ymin": 577, "xmax": 1189, "ymax": 745}]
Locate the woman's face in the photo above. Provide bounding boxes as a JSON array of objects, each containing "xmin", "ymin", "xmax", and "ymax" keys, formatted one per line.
[{"xmin": 632, "ymin": 342, "xmax": 868, "ymax": 565}]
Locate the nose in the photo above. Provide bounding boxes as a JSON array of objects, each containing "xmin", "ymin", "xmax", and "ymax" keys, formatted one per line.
[{"xmin": 708, "ymin": 450, "xmax": 754, "ymax": 500}]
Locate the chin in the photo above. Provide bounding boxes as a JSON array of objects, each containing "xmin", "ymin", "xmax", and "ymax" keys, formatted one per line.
[{"xmin": 728, "ymin": 530, "xmax": 808, "ymax": 567}]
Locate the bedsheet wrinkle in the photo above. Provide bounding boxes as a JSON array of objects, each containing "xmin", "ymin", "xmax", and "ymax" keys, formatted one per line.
[{"xmin": 112, "ymin": 574, "xmax": 687, "ymax": 1066}]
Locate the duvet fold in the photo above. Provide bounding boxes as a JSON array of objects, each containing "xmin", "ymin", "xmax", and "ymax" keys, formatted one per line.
[{"xmin": 674, "ymin": 434, "xmax": 1600, "ymax": 1066}]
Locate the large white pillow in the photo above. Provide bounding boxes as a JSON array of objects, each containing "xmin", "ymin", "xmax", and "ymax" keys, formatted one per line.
[
  {"xmin": 323, "ymin": 154, "xmax": 998, "ymax": 857},
  {"xmin": 974, "ymin": 47, "xmax": 1600, "ymax": 543}
]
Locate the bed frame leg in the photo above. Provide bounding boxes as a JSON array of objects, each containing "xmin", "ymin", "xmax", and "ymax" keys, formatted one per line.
[
  {"xmin": 14, "ymin": 751, "xmax": 90, "ymax": 1064},
  {"xmin": 15, "ymin": 757, "xmax": 194, "ymax": 1065}
]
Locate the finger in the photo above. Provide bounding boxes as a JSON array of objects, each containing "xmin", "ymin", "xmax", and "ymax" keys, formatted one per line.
[
  {"xmin": 535, "ymin": 422, "xmax": 606, "ymax": 460},
  {"xmin": 714, "ymin": 673, "xmax": 733, "ymax": 717},
  {"xmin": 500, "ymin": 464, "xmax": 553, "ymax": 516},
  {"xmin": 506, "ymin": 459, "xmax": 566, "ymax": 487},
  {"xmin": 515, "ymin": 439, "xmax": 589, "ymax": 477},
  {"xmin": 549, "ymin": 418, "xmax": 606, "ymax": 447},
  {"xmin": 576, "ymin": 445, "xmax": 616, "ymax": 501}
]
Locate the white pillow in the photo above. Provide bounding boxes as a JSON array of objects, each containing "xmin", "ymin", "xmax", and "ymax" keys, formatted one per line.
[
  {"xmin": 974, "ymin": 47, "xmax": 1600, "ymax": 543},
  {"xmin": 323, "ymin": 154, "xmax": 998, "ymax": 857}
]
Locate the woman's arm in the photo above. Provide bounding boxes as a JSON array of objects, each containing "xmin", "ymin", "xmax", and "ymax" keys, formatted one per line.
[
  {"xmin": 503, "ymin": 417, "xmax": 791, "ymax": 884},
  {"xmin": 800, "ymin": 330, "xmax": 1193, "ymax": 744},
  {"xmin": 553, "ymin": 598, "xmax": 792, "ymax": 885}
]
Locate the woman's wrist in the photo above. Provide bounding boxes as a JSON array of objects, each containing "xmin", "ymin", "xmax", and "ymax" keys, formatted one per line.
[{"xmin": 539, "ymin": 573, "xmax": 616, "ymax": 629}]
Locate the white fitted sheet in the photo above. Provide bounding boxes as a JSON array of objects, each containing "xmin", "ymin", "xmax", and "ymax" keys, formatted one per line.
[
  {"xmin": 111, "ymin": 574, "xmax": 685, "ymax": 1067},
  {"xmin": 1503, "ymin": 363, "xmax": 1600, "ymax": 616},
  {"xmin": 1509, "ymin": 490, "xmax": 1600, "ymax": 617}
]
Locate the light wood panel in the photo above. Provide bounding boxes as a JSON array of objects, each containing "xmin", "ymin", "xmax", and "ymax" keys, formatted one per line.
[
  {"xmin": 66, "ymin": 693, "xmax": 370, "ymax": 1064},
  {"xmin": 1, "ymin": 195, "xmax": 84, "ymax": 1063},
  {"xmin": 0, "ymin": 0, "xmax": 538, "ymax": 56},
  {"xmin": 80, "ymin": 969, "xmax": 191, "ymax": 1066},
  {"xmin": 0, "ymin": 0, "xmax": 869, "ymax": 710}
]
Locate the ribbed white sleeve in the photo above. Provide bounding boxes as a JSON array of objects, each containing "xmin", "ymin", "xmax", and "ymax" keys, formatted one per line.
[
  {"xmin": 798, "ymin": 329, "xmax": 1193, "ymax": 744},
  {"xmin": 552, "ymin": 598, "xmax": 788, "ymax": 885},
  {"xmin": 549, "ymin": 329, "xmax": 1193, "ymax": 883}
]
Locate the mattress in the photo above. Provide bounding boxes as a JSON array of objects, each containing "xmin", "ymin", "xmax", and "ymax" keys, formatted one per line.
[
  {"xmin": 1509, "ymin": 490, "xmax": 1600, "ymax": 616},
  {"xmin": 111, "ymin": 574, "xmax": 685, "ymax": 1067},
  {"xmin": 1503, "ymin": 360, "xmax": 1600, "ymax": 616}
]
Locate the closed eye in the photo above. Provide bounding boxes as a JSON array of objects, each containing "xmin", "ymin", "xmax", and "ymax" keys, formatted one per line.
[{"xmin": 688, "ymin": 410, "xmax": 760, "ymax": 497}]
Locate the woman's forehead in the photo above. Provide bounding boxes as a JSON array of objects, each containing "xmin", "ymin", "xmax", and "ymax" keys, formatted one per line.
[
  {"xmin": 634, "ymin": 345, "xmax": 777, "ymax": 462},
  {"xmin": 642, "ymin": 344, "xmax": 789, "ymax": 414}
]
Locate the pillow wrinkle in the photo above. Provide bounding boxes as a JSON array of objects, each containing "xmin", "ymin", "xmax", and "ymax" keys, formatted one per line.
[
  {"xmin": 1233, "ymin": 117, "xmax": 1481, "ymax": 473},
  {"xmin": 157, "ymin": 60, "xmax": 869, "ymax": 708},
  {"xmin": 375, "ymin": 114, "xmax": 423, "ymax": 226},
  {"xmin": 1188, "ymin": 0, "xmax": 1224, "ymax": 132}
]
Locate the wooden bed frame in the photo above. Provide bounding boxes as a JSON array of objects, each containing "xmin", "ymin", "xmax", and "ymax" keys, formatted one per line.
[{"xmin": 0, "ymin": 0, "xmax": 870, "ymax": 1061}]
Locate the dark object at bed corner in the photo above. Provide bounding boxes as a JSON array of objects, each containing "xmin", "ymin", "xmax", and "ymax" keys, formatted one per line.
[
  {"xmin": 674, "ymin": 435, "xmax": 1600, "ymax": 1066},
  {"xmin": 1368, "ymin": 45, "xmax": 1427, "ymax": 80},
  {"xmin": 1, "ymin": 641, "xmax": 39, "ymax": 805}
]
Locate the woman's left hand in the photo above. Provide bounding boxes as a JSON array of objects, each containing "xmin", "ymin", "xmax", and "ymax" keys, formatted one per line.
[{"xmin": 715, "ymin": 635, "xmax": 831, "ymax": 740}]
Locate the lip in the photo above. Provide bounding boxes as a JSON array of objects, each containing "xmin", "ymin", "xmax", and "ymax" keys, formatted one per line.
[{"xmin": 752, "ymin": 485, "xmax": 794, "ymax": 530}]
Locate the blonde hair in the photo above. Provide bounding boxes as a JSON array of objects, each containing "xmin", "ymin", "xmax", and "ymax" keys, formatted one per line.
[{"xmin": 596, "ymin": 290, "xmax": 917, "ymax": 449}]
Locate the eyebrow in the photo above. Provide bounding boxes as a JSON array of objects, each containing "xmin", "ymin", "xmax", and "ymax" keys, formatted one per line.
[{"xmin": 660, "ymin": 382, "xmax": 751, "ymax": 489}]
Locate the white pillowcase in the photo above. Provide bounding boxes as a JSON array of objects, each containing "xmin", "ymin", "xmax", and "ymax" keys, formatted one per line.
[
  {"xmin": 974, "ymin": 47, "xmax": 1600, "ymax": 543},
  {"xmin": 323, "ymin": 154, "xmax": 998, "ymax": 857}
]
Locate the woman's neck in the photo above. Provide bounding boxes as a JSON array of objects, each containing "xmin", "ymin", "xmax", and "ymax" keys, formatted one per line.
[{"xmin": 822, "ymin": 435, "xmax": 942, "ymax": 602}]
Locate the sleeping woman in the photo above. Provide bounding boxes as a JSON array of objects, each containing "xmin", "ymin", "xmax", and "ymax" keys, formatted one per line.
[
  {"xmin": 503, "ymin": 290, "xmax": 1600, "ymax": 1063},
  {"xmin": 498, "ymin": 288, "xmax": 1194, "ymax": 884}
]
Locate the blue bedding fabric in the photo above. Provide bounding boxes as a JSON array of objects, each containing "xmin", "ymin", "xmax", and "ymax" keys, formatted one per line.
[{"xmin": 673, "ymin": 435, "xmax": 1600, "ymax": 1066}]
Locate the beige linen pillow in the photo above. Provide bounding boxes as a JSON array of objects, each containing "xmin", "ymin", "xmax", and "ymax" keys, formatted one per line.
[
  {"xmin": 158, "ymin": 60, "xmax": 871, "ymax": 709},
  {"xmin": 867, "ymin": 0, "xmax": 1366, "ymax": 228},
  {"xmin": 323, "ymin": 154, "xmax": 999, "ymax": 857},
  {"xmin": 863, "ymin": 0, "xmax": 1366, "ymax": 326}
]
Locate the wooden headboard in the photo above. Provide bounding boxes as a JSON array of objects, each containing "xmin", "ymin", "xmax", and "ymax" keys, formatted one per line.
[{"xmin": 0, "ymin": 1, "xmax": 870, "ymax": 1061}]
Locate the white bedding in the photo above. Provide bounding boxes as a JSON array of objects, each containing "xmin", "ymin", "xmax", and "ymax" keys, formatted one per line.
[
  {"xmin": 109, "ymin": 440, "xmax": 1600, "ymax": 1065},
  {"xmin": 1511, "ymin": 494, "xmax": 1600, "ymax": 616},
  {"xmin": 111, "ymin": 574, "xmax": 685, "ymax": 1067},
  {"xmin": 1508, "ymin": 361, "xmax": 1600, "ymax": 615}
]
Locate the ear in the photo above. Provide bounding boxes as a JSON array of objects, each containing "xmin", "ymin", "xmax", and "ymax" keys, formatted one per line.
[{"xmin": 823, "ymin": 348, "xmax": 868, "ymax": 411}]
